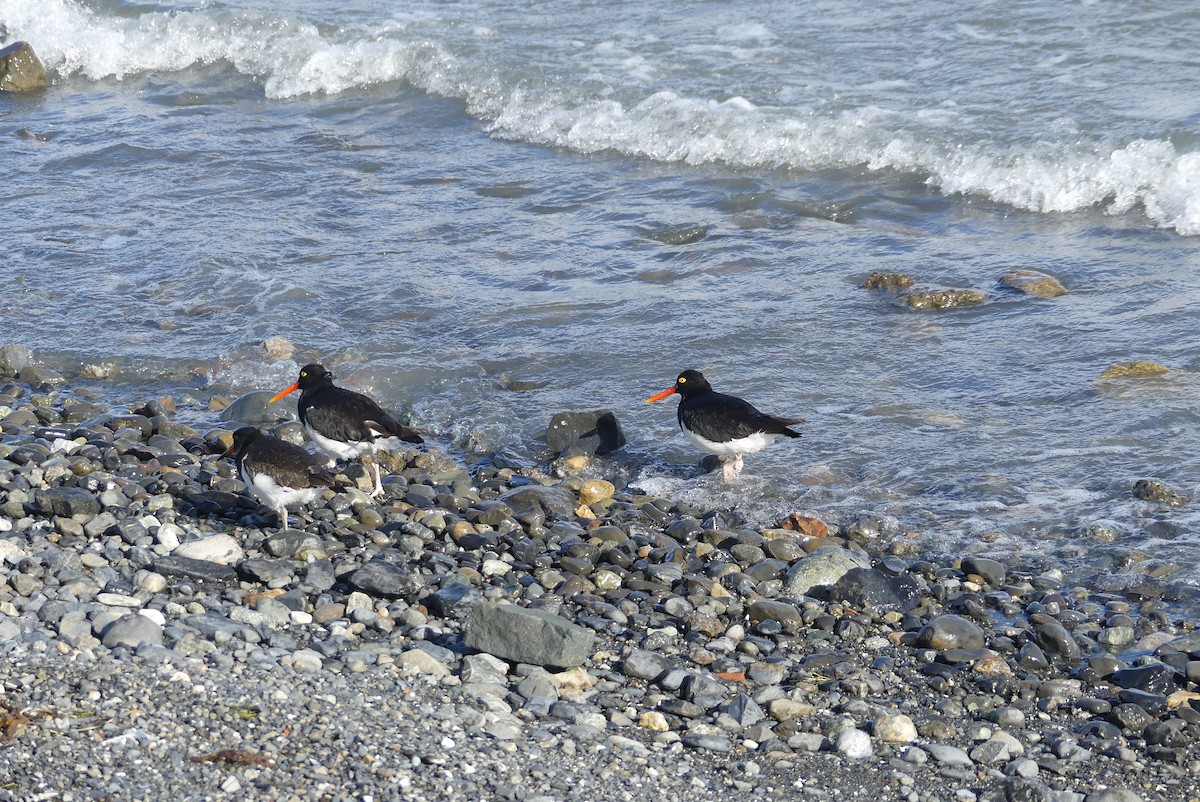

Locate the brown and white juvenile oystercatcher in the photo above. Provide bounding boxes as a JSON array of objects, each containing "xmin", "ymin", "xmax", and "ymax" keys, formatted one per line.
[
  {"xmin": 224, "ymin": 426, "xmax": 342, "ymax": 530},
  {"xmin": 269, "ymin": 363, "xmax": 423, "ymax": 497},
  {"xmin": 646, "ymin": 369, "xmax": 804, "ymax": 482}
]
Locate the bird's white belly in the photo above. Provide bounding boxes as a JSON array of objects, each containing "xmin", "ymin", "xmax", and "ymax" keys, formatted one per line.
[
  {"xmin": 306, "ymin": 425, "xmax": 401, "ymax": 461},
  {"xmin": 686, "ymin": 429, "xmax": 778, "ymax": 456},
  {"xmin": 245, "ymin": 471, "xmax": 323, "ymax": 511}
]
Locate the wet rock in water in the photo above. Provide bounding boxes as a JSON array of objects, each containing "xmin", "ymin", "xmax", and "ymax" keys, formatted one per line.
[
  {"xmin": 465, "ymin": 602, "xmax": 592, "ymax": 668},
  {"xmin": 1132, "ymin": 479, "xmax": 1189, "ymax": 507},
  {"xmin": 775, "ymin": 512, "xmax": 829, "ymax": 539},
  {"xmin": 0, "ymin": 42, "xmax": 47, "ymax": 92},
  {"xmin": 1035, "ymin": 620, "xmax": 1081, "ymax": 663},
  {"xmin": 544, "ymin": 410, "xmax": 626, "ymax": 456},
  {"xmin": 19, "ymin": 365, "xmax": 64, "ymax": 387},
  {"xmin": 0, "ymin": 343, "xmax": 32, "ymax": 377},
  {"xmin": 900, "ymin": 287, "xmax": 987, "ymax": 310},
  {"xmin": 783, "ymin": 546, "xmax": 871, "ymax": 597},
  {"xmin": 1000, "ymin": 269, "xmax": 1068, "ymax": 298},
  {"xmin": 1111, "ymin": 664, "xmax": 1177, "ymax": 695},
  {"xmin": 960, "ymin": 556, "xmax": 1006, "ymax": 586},
  {"xmin": 500, "ymin": 484, "xmax": 577, "ymax": 519},
  {"xmin": 831, "ymin": 567, "xmax": 925, "ymax": 611},
  {"xmin": 863, "ymin": 272, "xmax": 914, "ymax": 290},
  {"xmin": 220, "ymin": 390, "xmax": 298, "ymax": 425},
  {"xmin": 1098, "ymin": 361, "xmax": 1169, "ymax": 379},
  {"xmin": 915, "ymin": 614, "xmax": 986, "ymax": 651},
  {"xmin": 263, "ymin": 336, "xmax": 294, "ymax": 359}
]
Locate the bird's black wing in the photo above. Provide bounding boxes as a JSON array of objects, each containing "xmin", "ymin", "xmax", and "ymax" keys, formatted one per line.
[
  {"xmin": 680, "ymin": 391, "xmax": 803, "ymax": 441},
  {"xmin": 303, "ymin": 387, "xmax": 422, "ymax": 444}
]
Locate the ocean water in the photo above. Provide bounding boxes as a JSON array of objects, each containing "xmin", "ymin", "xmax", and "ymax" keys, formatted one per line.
[{"xmin": 3, "ymin": 0, "xmax": 1200, "ymax": 602}]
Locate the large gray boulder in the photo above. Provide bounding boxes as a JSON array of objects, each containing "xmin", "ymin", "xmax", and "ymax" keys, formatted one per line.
[
  {"xmin": 465, "ymin": 602, "xmax": 592, "ymax": 668},
  {"xmin": 545, "ymin": 410, "xmax": 626, "ymax": 456},
  {"xmin": 783, "ymin": 546, "xmax": 871, "ymax": 597},
  {"xmin": 0, "ymin": 42, "xmax": 47, "ymax": 92}
]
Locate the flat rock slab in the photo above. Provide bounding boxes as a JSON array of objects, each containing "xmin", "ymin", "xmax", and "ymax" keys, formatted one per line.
[{"xmin": 465, "ymin": 602, "xmax": 592, "ymax": 668}]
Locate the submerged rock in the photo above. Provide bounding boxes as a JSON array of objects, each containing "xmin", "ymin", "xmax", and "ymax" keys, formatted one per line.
[
  {"xmin": 0, "ymin": 343, "xmax": 32, "ymax": 377},
  {"xmin": 1098, "ymin": 361, "xmax": 1169, "ymax": 379},
  {"xmin": 545, "ymin": 409, "xmax": 626, "ymax": 456},
  {"xmin": 0, "ymin": 42, "xmax": 47, "ymax": 93},
  {"xmin": 1133, "ymin": 479, "xmax": 1189, "ymax": 507},
  {"xmin": 220, "ymin": 390, "xmax": 299, "ymax": 425},
  {"xmin": 863, "ymin": 272, "xmax": 914, "ymax": 290},
  {"xmin": 1000, "ymin": 269, "xmax": 1068, "ymax": 298},
  {"xmin": 900, "ymin": 288, "xmax": 986, "ymax": 310}
]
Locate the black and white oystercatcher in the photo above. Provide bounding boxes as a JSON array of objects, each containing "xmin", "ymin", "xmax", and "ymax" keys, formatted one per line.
[
  {"xmin": 646, "ymin": 369, "xmax": 804, "ymax": 482},
  {"xmin": 269, "ymin": 363, "xmax": 423, "ymax": 497},
  {"xmin": 224, "ymin": 426, "xmax": 342, "ymax": 531}
]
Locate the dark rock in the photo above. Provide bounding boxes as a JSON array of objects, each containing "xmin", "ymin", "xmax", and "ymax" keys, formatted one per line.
[
  {"xmin": 1111, "ymin": 663, "xmax": 1176, "ymax": 695},
  {"xmin": 784, "ymin": 546, "xmax": 870, "ymax": 596},
  {"xmin": 499, "ymin": 485, "xmax": 578, "ymax": 519},
  {"xmin": 264, "ymin": 530, "xmax": 323, "ymax": 558},
  {"xmin": 1107, "ymin": 703, "xmax": 1153, "ymax": 733},
  {"xmin": 1005, "ymin": 777, "xmax": 1051, "ymax": 802},
  {"xmin": 1034, "ymin": 621, "xmax": 1080, "ymax": 663},
  {"xmin": 863, "ymin": 272, "xmax": 914, "ymax": 290},
  {"xmin": 0, "ymin": 43, "xmax": 47, "ymax": 92},
  {"xmin": 465, "ymin": 602, "xmax": 593, "ymax": 668},
  {"xmin": 426, "ymin": 582, "xmax": 485, "ymax": 619},
  {"xmin": 302, "ymin": 559, "xmax": 335, "ymax": 593},
  {"xmin": 961, "ymin": 556, "xmax": 1006, "ymax": 586},
  {"xmin": 831, "ymin": 567, "xmax": 925, "ymax": 611},
  {"xmin": 238, "ymin": 558, "xmax": 294, "ymax": 584},
  {"xmin": 1132, "ymin": 479, "xmax": 1188, "ymax": 507},
  {"xmin": 716, "ymin": 694, "xmax": 764, "ymax": 727},
  {"xmin": 901, "ymin": 288, "xmax": 986, "ymax": 311},
  {"xmin": 544, "ymin": 410, "xmax": 626, "ymax": 456},
  {"xmin": 1018, "ymin": 642, "xmax": 1050, "ymax": 671},
  {"xmin": 1116, "ymin": 689, "xmax": 1166, "ymax": 716},
  {"xmin": 915, "ymin": 614, "xmax": 986, "ymax": 651},
  {"xmin": 747, "ymin": 600, "xmax": 804, "ymax": 628},
  {"xmin": 36, "ymin": 487, "xmax": 101, "ymax": 518},
  {"xmin": 349, "ymin": 558, "xmax": 425, "ymax": 599},
  {"xmin": 152, "ymin": 555, "xmax": 238, "ymax": 584}
]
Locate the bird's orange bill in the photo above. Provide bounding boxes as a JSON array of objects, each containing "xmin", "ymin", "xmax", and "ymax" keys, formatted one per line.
[
  {"xmin": 269, "ymin": 382, "xmax": 300, "ymax": 404},
  {"xmin": 222, "ymin": 441, "xmax": 236, "ymax": 457},
  {"xmin": 645, "ymin": 387, "xmax": 677, "ymax": 403}
]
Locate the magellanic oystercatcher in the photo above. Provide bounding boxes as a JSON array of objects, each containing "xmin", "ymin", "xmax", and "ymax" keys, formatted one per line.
[
  {"xmin": 646, "ymin": 369, "xmax": 804, "ymax": 482},
  {"xmin": 224, "ymin": 426, "xmax": 343, "ymax": 530},
  {"xmin": 269, "ymin": 363, "xmax": 423, "ymax": 497}
]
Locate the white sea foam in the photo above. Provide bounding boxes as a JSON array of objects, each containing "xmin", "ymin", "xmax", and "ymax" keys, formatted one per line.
[{"xmin": 4, "ymin": 0, "xmax": 1200, "ymax": 234}]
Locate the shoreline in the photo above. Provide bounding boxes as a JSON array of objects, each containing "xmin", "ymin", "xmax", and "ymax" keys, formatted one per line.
[{"xmin": 1, "ymin": 375, "xmax": 1198, "ymax": 801}]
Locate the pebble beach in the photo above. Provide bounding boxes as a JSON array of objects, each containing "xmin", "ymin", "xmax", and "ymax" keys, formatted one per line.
[{"xmin": 1, "ymin": 353, "xmax": 1198, "ymax": 802}]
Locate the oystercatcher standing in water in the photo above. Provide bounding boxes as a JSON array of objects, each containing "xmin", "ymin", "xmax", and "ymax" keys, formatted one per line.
[
  {"xmin": 269, "ymin": 363, "xmax": 423, "ymax": 497},
  {"xmin": 224, "ymin": 426, "xmax": 342, "ymax": 530},
  {"xmin": 646, "ymin": 369, "xmax": 804, "ymax": 482}
]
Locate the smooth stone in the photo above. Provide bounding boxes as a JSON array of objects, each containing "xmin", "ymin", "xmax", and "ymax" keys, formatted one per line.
[
  {"xmin": 101, "ymin": 614, "xmax": 163, "ymax": 650},
  {"xmin": 544, "ymin": 410, "xmax": 626, "ymax": 456},
  {"xmin": 1035, "ymin": 620, "xmax": 1081, "ymax": 663},
  {"xmin": 174, "ymin": 534, "xmax": 244, "ymax": 565},
  {"xmin": 960, "ymin": 556, "xmax": 1006, "ymax": 586},
  {"xmin": 925, "ymin": 742, "xmax": 973, "ymax": 767},
  {"xmin": 220, "ymin": 390, "xmax": 297, "ymax": 425},
  {"xmin": 152, "ymin": 555, "xmax": 238, "ymax": 584},
  {"xmin": 783, "ymin": 547, "xmax": 871, "ymax": 596},
  {"xmin": 465, "ymin": 603, "xmax": 593, "ymax": 668},
  {"xmin": 831, "ymin": 567, "xmax": 924, "ymax": 611},
  {"xmin": 915, "ymin": 614, "xmax": 986, "ymax": 651},
  {"xmin": 349, "ymin": 557, "xmax": 426, "ymax": 599},
  {"xmin": 873, "ymin": 713, "xmax": 917, "ymax": 743},
  {"xmin": 36, "ymin": 487, "xmax": 101, "ymax": 518},
  {"xmin": 834, "ymin": 728, "xmax": 873, "ymax": 759},
  {"xmin": 680, "ymin": 733, "xmax": 733, "ymax": 753}
]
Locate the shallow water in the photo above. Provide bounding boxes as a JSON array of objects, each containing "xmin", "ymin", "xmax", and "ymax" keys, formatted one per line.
[{"xmin": 2, "ymin": 0, "xmax": 1200, "ymax": 601}]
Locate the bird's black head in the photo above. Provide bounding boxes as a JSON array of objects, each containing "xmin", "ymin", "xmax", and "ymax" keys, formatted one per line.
[
  {"xmin": 225, "ymin": 426, "xmax": 263, "ymax": 456},
  {"xmin": 296, "ymin": 363, "xmax": 334, "ymax": 390},
  {"xmin": 646, "ymin": 369, "xmax": 712, "ymax": 404},
  {"xmin": 673, "ymin": 369, "xmax": 711, "ymax": 398}
]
